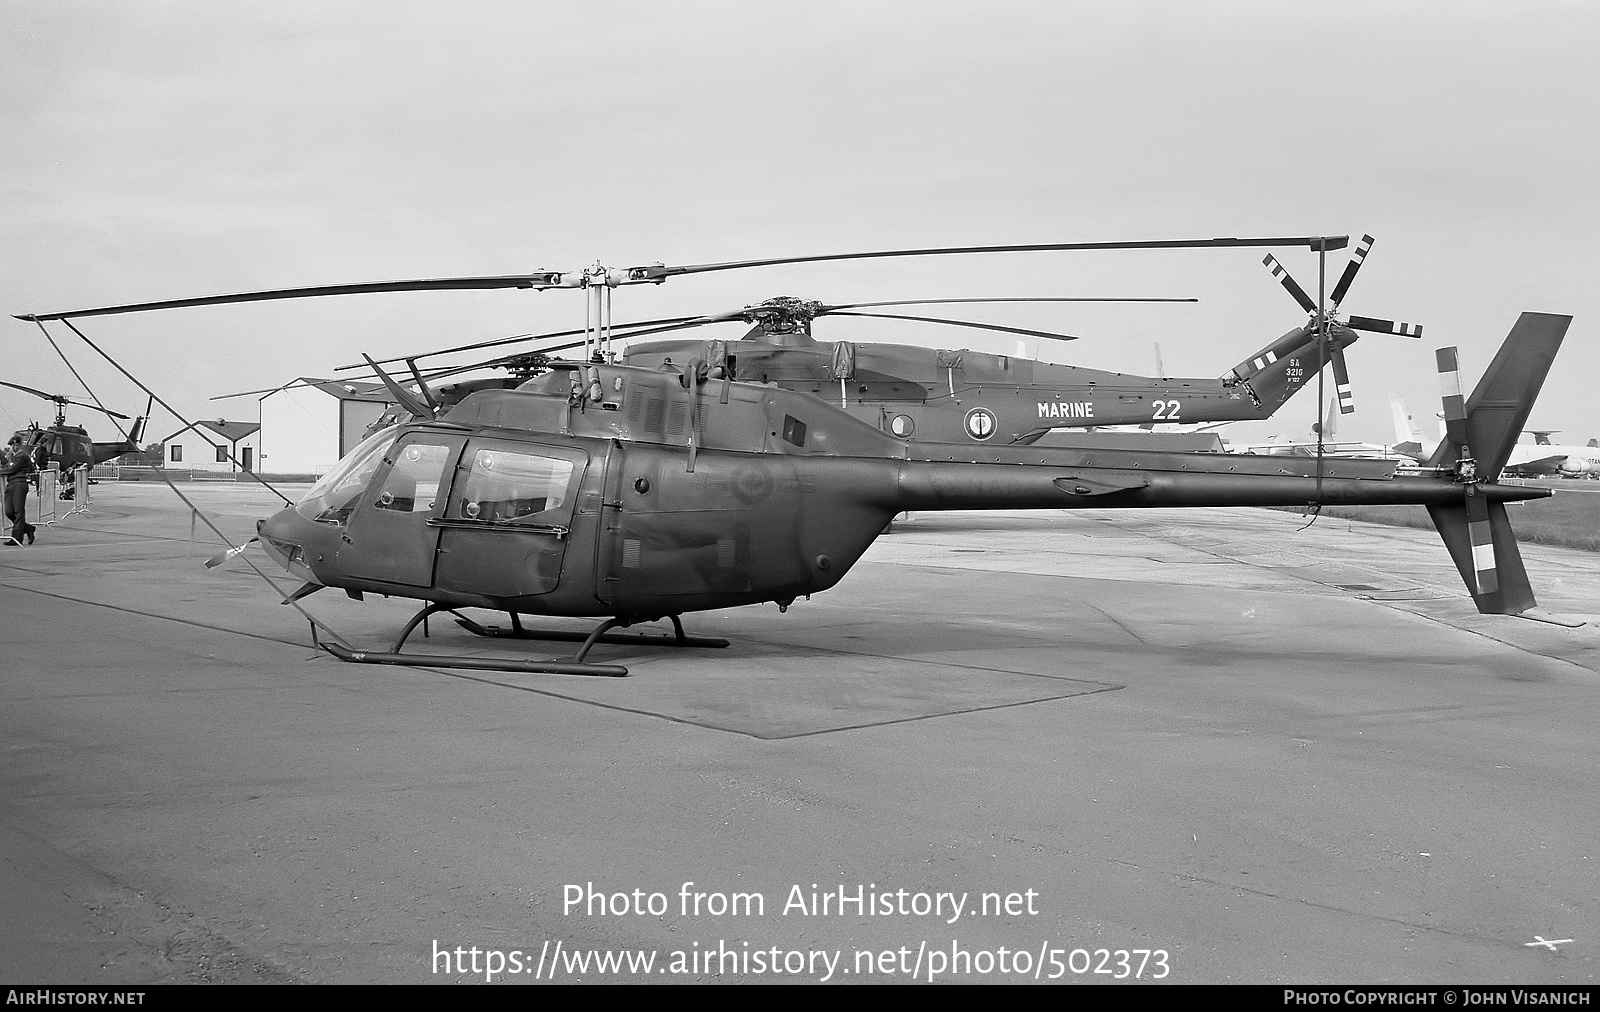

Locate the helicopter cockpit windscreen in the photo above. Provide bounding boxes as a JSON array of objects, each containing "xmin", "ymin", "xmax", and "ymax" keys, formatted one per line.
[{"xmin": 294, "ymin": 424, "xmax": 400, "ymax": 526}]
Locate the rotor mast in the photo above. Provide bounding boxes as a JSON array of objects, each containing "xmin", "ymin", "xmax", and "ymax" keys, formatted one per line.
[{"xmin": 568, "ymin": 263, "xmax": 630, "ymax": 362}]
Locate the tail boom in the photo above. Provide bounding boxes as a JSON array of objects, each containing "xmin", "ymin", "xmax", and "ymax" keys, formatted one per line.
[{"xmin": 888, "ymin": 453, "xmax": 1546, "ymax": 512}]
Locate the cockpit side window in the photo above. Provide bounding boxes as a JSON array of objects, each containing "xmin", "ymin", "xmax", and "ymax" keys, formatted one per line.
[
  {"xmin": 372, "ymin": 442, "xmax": 452, "ymax": 514},
  {"xmin": 450, "ymin": 448, "xmax": 574, "ymax": 523}
]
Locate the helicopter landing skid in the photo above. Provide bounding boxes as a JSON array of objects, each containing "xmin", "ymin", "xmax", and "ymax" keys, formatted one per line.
[
  {"xmin": 314, "ymin": 602, "xmax": 630, "ymax": 677},
  {"xmin": 455, "ymin": 612, "xmax": 732, "ymax": 655}
]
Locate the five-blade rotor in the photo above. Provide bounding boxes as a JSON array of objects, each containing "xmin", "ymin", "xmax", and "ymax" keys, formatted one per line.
[{"xmin": 1260, "ymin": 234, "xmax": 1420, "ymax": 415}]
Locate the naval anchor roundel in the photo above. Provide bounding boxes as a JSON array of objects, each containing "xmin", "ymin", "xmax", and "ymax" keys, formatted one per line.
[{"xmin": 963, "ymin": 406, "xmax": 998, "ymax": 440}]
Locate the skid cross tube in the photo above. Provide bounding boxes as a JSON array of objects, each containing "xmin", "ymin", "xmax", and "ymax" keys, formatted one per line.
[
  {"xmin": 319, "ymin": 602, "xmax": 630, "ymax": 677},
  {"xmin": 454, "ymin": 612, "xmax": 732, "ymax": 654}
]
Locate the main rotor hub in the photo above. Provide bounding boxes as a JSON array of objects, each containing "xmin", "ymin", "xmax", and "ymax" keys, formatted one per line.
[{"xmin": 745, "ymin": 296, "xmax": 827, "ymax": 334}]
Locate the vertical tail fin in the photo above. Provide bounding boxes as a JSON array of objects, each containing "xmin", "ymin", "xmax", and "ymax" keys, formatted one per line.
[
  {"xmin": 1424, "ymin": 312, "xmax": 1571, "ymax": 615},
  {"xmin": 1319, "ymin": 396, "xmax": 1338, "ymax": 439},
  {"xmin": 1425, "ymin": 313, "xmax": 1570, "ymax": 476},
  {"xmin": 1388, "ymin": 393, "xmax": 1426, "ymax": 459},
  {"xmin": 1428, "ymin": 499, "xmax": 1536, "ymax": 614},
  {"xmin": 128, "ymin": 395, "xmax": 153, "ymax": 447}
]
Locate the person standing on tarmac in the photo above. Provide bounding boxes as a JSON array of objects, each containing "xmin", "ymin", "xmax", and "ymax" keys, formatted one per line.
[{"xmin": 2, "ymin": 434, "xmax": 37, "ymax": 545}]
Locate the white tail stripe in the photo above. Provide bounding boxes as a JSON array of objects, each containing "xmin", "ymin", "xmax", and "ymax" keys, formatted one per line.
[{"xmin": 1470, "ymin": 521, "xmax": 1498, "ymax": 594}]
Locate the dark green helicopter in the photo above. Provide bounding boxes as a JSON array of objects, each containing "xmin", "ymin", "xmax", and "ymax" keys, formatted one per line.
[
  {"xmin": 351, "ymin": 235, "xmax": 1417, "ymax": 448},
  {"xmin": 20, "ymin": 236, "xmax": 1552, "ymax": 677},
  {"xmin": 613, "ymin": 235, "xmax": 1416, "ymax": 444},
  {"xmin": 0, "ymin": 380, "xmax": 149, "ymax": 489},
  {"xmin": 261, "ymin": 309, "xmax": 1559, "ymax": 676}
]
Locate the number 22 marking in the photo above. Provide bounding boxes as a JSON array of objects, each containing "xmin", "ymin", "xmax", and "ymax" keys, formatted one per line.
[{"xmin": 1151, "ymin": 399, "xmax": 1181, "ymax": 420}]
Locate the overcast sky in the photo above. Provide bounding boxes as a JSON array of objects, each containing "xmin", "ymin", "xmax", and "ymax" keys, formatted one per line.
[{"xmin": 3, "ymin": 1, "xmax": 1597, "ymax": 448}]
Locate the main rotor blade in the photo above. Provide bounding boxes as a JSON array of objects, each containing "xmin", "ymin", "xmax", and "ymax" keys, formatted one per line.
[
  {"xmin": 426, "ymin": 312, "xmax": 754, "ymax": 381},
  {"xmin": 16, "ymin": 236, "xmax": 1344, "ymax": 320},
  {"xmin": 210, "ymin": 359, "xmax": 479, "ymax": 400},
  {"xmin": 361, "ymin": 355, "xmax": 437, "ymax": 420},
  {"xmin": 210, "ymin": 378, "xmax": 317, "ymax": 400},
  {"xmin": 356, "ymin": 312, "xmax": 758, "ymax": 379},
  {"xmin": 0, "ymin": 380, "xmax": 131, "ymax": 418},
  {"xmin": 1346, "ymin": 315, "xmax": 1422, "ymax": 338},
  {"xmin": 630, "ymin": 236, "xmax": 1348, "ymax": 282},
  {"xmin": 369, "ymin": 296, "xmax": 1197, "ymax": 374},
  {"xmin": 357, "ymin": 313, "xmax": 706, "ymax": 370},
  {"xmin": 204, "ymin": 537, "xmax": 259, "ymax": 570},
  {"xmin": 15, "ymin": 274, "xmax": 568, "ymax": 322},
  {"xmin": 405, "ymin": 359, "xmax": 439, "ymax": 410},
  {"xmin": 61, "ymin": 397, "xmax": 131, "ymax": 419},
  {"xmin": 825, "ymin": 311, "xmax": 1079, "ymax": 342},
  {"xmin": 820, "ymin": 296, "xmax": 1198, "ymax": 312},
  {"xmin": 1262, "ymin": 254, "xmax": 1317, "ymax": 314},
  {"xmin": 213, "ymin": 377, "xmax": 372, "ymax": 400},
  {"xmin": 1329, "ymin": 234, "xmax": 1374, "ymax": 307},
  {"xmin": 0, "ymin": 379, "xmax": 60, "ymax": 401}
]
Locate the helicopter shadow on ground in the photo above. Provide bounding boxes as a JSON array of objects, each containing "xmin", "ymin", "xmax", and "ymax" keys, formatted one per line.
[
  {"xmin": 307, "ymin": 603, "xmax": 1127, "ymax": 742},
  {"xmin": 0, "ymin": 491, "xmax": 1120, "ymax": 741}
]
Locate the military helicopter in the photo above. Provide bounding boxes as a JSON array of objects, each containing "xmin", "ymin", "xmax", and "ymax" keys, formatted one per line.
[
  {"xmin": 0, "ymin": 380, "xmax": 149, "ymax": 489},
  {"xmin": 19, "ymin": 237, "xmax": 1563, "ymax": 678},
  {"xmin": 349, "ymin": 235, "xmax": 1417, "ymax": 447}
]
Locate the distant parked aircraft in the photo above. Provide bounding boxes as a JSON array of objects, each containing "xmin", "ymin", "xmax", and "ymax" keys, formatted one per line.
[{"xmin": 1390, "ymin": 394, "xmax": 1598, "ymax": 477}]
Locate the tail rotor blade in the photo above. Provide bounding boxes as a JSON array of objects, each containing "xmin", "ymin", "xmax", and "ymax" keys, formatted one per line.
[
  {"xmin": 1331, "ymin": 346, "xmax": 1355, "ymax": 414},
  {"xmin": 1329, "ymin": 234, "xmax": 1375, "ymax": 307},
  {"xmin": 1436, "ymin": 346, "xmax": 1470, "ymax": 449},
  {"xmin": 1463, "ymin": 487, "xmax": 1498, "ymax": 596},
  {"xmin": 1262, "ymin": 254, "xmax": 1317, "ymax": 314},
  {"xmin": 1346, "ymin": 315, "xmax": 1423, "ymax": 338},
  {"xmin": 1437, "ymin": 344, "xmax": 1497, "ymax": 596}
]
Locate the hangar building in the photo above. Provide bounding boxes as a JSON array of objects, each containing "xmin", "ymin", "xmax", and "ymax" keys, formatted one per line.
[
  {"xmin": 257, "ymin": 379, "xmax": 393, "ymax": 476},
  {"xmin": 160, "ymin": 419, "xmax": 261, "ymax": 473}
]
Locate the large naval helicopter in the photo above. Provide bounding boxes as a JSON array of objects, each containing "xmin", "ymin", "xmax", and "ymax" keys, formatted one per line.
[
  {"xmin": 354, "ymin": 235, "xmax": 1417, "ymax": 447},
  {"xmin": 17, "ymin": 236, "xmax": 1565, "ymax": 677},
  {"xmin": 0, "ymin": 380, "xmax": 149, "ymax": 482}
]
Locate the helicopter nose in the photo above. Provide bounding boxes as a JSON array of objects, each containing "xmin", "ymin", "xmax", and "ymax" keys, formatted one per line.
[{"xmin": 257, "ymin": 505, "xmax": 319, "ymax": 582}]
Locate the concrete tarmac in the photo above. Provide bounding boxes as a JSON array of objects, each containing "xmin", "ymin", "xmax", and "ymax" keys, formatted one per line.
[{"xmin": 2, "ymin": 482, "xmax": 1598, "ymax": 984}]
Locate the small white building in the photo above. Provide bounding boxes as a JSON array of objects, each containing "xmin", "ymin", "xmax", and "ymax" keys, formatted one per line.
[
  {"xmin": 161, "ymin": 420, "xmax": 262, "ymax": 473},
  {"xmin": 258, "ymin": 379, "xmax": 393, "ymax": 476}
]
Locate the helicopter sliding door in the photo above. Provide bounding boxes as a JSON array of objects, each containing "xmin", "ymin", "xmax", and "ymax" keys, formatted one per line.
[
  {"xmin": 339, "ymin": 433, "xmax": 466, "ymax": 587},
  {"xmin": 431, "ymin": 439, "xmax": 588, "ymax": 599}
]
